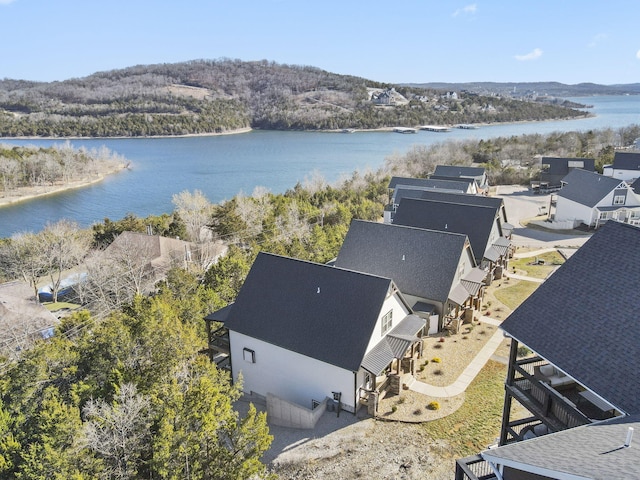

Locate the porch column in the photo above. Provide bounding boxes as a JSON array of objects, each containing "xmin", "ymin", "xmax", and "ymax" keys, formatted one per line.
[{"xmin": 499, "ymin": 338, "xmax": 519, "ymax": 445}]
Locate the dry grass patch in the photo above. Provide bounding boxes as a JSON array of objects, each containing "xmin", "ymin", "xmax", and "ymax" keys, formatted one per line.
[{"xmin": 422, "ymin": 361, "xmax": 507, "ymax": 457}]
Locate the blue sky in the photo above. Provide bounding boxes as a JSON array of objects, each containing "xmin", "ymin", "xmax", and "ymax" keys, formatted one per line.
[{"xmin": 1, "ymin": 0, "xmax": 639, "ymax": 85}]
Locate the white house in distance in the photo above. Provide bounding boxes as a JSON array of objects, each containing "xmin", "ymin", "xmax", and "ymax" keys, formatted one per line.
[
  {"xmin": 602, "ymin": 151, "xmax": 640, "ymax": 181},
  {"xmin": 205, "ymin": 252, "xmax": 425, "ymax": 425},
  {"xmin": 553, "ymin": 169, "xmax": 640, "ymax": 229}
]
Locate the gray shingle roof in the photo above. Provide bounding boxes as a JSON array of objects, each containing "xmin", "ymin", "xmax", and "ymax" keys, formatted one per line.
[
  {"xmin": 500, "ymin": 221, "xmax": 640, "ymax": 415},
  {"xmin": 223, "ymin": 252, "xmax": 397, "ymax": 372},
  {"xmin": 482, "ymin": 415, "xmax": 640, "ymax": 479},
  {"xmin": 393, "ymin": 198, "xmax": 499, "ymax": 265},
  {"xmin": 541, "ymin": 156, "xmax": 595, "ymax": 175},
  {"xmin": 335, "ymin": 220, "xmax": 472, "ymax": 305},
  {"xmin": 361, "ymin": 314, "xmax": 425, "ymax": 375},
  {"xmin": 429, "ymin": 175, "xmax": 477, "ymax": 189},
  {"xmin": 388, "ymin": 176, "xmax": 469, "ymax": 193},
  {"xmin": 613, "ymin": 151, "xmax": 640, "ymax": 170},
  {"xmin": 557, "ymin": 169, "xmax": 624, "ymax": 207},
  {"xmin": 433, "ymin": 165, "xmax": 486, "ymax": 178},
  {"xmin": 416, "ymin": 190, "xmax": 508, "ymax": 223}
]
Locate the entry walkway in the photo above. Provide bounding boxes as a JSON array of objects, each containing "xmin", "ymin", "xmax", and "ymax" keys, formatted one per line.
[{"xmin": 409, "ymin": 315, "xmax": 506, "ymax": 398}]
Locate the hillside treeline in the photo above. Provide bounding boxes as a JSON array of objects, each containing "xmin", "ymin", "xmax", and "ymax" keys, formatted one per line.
[{"xmin": 0, "ymin": 59, "xmax": 587, "ymax": 137}]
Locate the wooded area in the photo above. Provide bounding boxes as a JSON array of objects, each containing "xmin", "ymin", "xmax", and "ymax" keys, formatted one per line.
[
  {"xmin": 0, "ymin": 59, "xmax": 588, "ymax": 137},
  {"xmin": 0, "ymin": 142, "xmax": 126, "ymax": 195},
  {"xmin": 0, "ymin": 124, "xmax": 638, "ymax": 478}
]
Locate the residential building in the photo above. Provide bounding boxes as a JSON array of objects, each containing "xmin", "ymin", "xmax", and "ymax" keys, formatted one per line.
[
  {"xmin": 602, "ymin": 151, "xmax": 640, "ymax": 181},
  {"xmin": 553, "ymin": 168, "xmax": 640, "ymax": 228},
  {"xmin": 456, "ymin": 221, "xmax": 640, "ymax": 480},
  {"xmin": 205, "ymin": 252, "xmax": 425, "ymax": 424},
  {"xmin": 392, "ymin": 197, "xmax": 510, "ymax": 278},
  {"xmin": 432, "ymin": 165, "xmax": 488, "ymax": 191},
  {"xmin": 335, "ymin": 220, "xmax": 485, "ymax": 333},
  {"xmin": 534, "ymin": 156, "xmax": 595, "ymax": 190}
]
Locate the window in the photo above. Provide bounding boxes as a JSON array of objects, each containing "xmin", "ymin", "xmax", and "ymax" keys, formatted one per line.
[
  {"xmin": 243, "ymin": 347, "xmax": 255, "ymax": 363},
  {"xmin": 614, "ymin": 195, "xmax": 625, "ymax": 205},
  {"xmin": 599, "ymin": 211, "xmax": 608, "ymax": 220},
  {"xmin": 381, "ymin": 310, "xmax": 393, "ymax": 335}
]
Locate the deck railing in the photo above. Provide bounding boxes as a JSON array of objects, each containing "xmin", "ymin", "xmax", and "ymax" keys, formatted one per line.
[
  {"xmin": 508, "ymin": 359, "xmax": 590, "ymax": 434},
  {"xmin": 455, "ymin": 455, "xmax": 497, "ymax": 480}
]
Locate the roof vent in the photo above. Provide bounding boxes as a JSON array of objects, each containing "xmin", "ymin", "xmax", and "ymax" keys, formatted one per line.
[
  {"xmin": 625, "ymin": 427, "xmax": 634, "ymax": 447},
  {"xmin": 445, "ymin": 223, "xmax": 448, "ymax": 229},
  {"xmin": 317, "ymin": 287, "xmax": 320, "ymax": 294},
  {"xmin": 402, "ymin": 254, "xmax": 405, "ymax": 261}
]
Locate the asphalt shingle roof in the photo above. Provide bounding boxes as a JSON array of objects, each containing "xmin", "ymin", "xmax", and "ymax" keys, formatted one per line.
[
  {"xmin": 361, "ymin": 314, "xmax": 425, "ymax": 375},
  {"xmin": 392, "ymin": 197, "xmax": 499, "ymax": 265},
  {"xmin": 418, "ymin": 189, "xmax": 506, "ymax": 217},
  {"xmin": 500, "ymin": 221, "xmax": 640, "ymax": 415},
  {"xmin": 388, "ymin": 176, "xmax": 469, "ymax": 193},
  {"xmin": 223, "ymin": 252, "xmax": 397, "ymax": 372},
  {"xmin": 557, "ymin": 168, "xmax": 624, "ymax": 208},
  {"xmin": 541, "ymin": 157, "xmax": 595, "ymax": 175},
  {"xmin": 335, "ymin": 220, "xmax": 472, "ymax": 304},
  {"xmin": 433, "ymin": 165, "xmax": 486, "ymax": 178},
  {"xmin": 482, "ymin": 415, "xmax": 640, "ymax": 479},
  {"xmin": 612, "ymin": 151, "xmax": 640, "ymax": 170}
]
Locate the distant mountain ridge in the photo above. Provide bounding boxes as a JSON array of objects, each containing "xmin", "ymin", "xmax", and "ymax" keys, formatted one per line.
[
  {"xmin": 0, "ymin": 59, "xmax": 591, "ymax": 137},
  {"xmin": 402, "ymin": 81, "xmax": 640, "ymax": 97}
]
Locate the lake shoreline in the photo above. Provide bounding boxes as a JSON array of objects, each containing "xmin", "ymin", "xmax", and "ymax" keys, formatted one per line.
[
  {"xmin": 0, "ymin": 163, "xmax": 129, "ymax": 210},
  {"xmin": 0, "ymin": 126, "xmax": 254, "ymax": 142}
]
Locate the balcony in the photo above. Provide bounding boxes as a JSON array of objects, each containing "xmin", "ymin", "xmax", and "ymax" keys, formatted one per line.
[
  {"xmin": 503, "ymin": 357, "xmax": 602, "ymax": 443},
  {"xmin": 455, "ymin": 455, "xmax": 497, "ymax": 480}
]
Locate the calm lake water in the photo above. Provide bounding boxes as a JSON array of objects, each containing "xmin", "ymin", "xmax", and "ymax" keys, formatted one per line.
[{"xmin": 1, "ymin": 95, "xmax": 639, "ymax": 237}]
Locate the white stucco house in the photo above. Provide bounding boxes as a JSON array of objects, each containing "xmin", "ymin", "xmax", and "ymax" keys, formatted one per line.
[
  {"xmin": 554, "ymin": 168, "xmax": 640, "ymax": 228},
  {"xmin": 205, "ymin": 252, "xmax": 425, "ymax": 422}
]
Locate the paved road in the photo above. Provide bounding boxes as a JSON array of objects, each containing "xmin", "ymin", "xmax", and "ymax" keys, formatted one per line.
[{"xmin": 496, "ymin": 185, "xmax": 592, "ymax": 249}]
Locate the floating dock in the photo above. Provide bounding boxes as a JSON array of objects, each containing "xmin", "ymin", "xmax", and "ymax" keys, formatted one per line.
[{"xmin": 419, "ymin": 125, "xmax": 451, "ymax": 132}]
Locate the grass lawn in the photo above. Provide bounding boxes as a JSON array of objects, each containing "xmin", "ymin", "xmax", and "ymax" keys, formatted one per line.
[
  {"xmin": 42, "ymin": 301, "xmax": 80, "ymax": 312},
  {"xmin": 422, "ymin": 360, "xmax": 507, "ymax": 457},
  {"xmin": 494, "ymin": 280, "xmax": 540, "ymax": 311},
  {"xmin": 510, "ymin": 251, "xmax": 565, "ymax": 279}
]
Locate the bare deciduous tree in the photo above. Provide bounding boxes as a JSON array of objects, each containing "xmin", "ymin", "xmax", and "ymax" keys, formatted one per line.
[
  {"xmin": 172, "ymin": 189, "xmax": 212, "ymax": 242},
  {"xmin": 40, "ymin": 220, "xmax": 91, "ymax": 303},
  {"xmin": 83, "ymin": 383, "xmax": 151, "ymax": 480}
]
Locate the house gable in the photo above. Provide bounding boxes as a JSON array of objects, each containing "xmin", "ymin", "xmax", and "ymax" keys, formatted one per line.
[
  {"xmin": 557, "ymin": 168, "xmax": 625, "ymax": 208},
  {"xmin": 224, "ymin": 252, "xmax": 399, "ymax": 372},
  {"xmin": 335, "ymin": 220, "xmax": 473, "ymax": 306},
  {"xmin": 393, "ymin": 197, "xmax": 500, "ymax": 265}
]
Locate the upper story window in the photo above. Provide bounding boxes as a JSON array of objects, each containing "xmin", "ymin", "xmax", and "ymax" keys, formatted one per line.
[
  {"xmin": 614, "ymin": 195, "xmax": 626, "ymax": 205},
  {"xmin": 381, "ymin": 310, "xmax": 393, "ymax": 335}
]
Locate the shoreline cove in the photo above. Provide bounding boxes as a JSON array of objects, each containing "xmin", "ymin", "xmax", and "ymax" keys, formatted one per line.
[{"xmin": 0, "ymin": 163, "xmax": 129, "ymax": 210}]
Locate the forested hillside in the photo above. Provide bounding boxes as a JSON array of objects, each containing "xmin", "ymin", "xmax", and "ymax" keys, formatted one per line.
[{"xmin": 0, "ymin": 59, "xmax": 588, "ymax": 137}]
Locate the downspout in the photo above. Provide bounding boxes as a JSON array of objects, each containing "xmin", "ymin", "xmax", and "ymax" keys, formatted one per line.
[{"xmin": 354, "ymin": 371, "xmax": 358, "ymax": 416}]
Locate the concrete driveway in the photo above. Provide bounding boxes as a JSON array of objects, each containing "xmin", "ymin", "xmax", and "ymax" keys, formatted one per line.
[{"xmin": 496, "ymin": 185, "xmax": 592, "ymax": 249}]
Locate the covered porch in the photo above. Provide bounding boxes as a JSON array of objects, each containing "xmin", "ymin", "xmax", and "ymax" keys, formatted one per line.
[{"xmin": 359, "ymin": 314, "xmax": 426, "ymax": 414}]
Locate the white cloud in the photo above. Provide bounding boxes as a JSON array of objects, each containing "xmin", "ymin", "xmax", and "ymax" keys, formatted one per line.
[
  {"xmin": 515, "ymin": 48, "xmax": 543, "ymax": 61},
  {"xmin": 588, "ymin": 33, "xmax": 607, "ymax": 48},
  {"xmin": 636, "ymin": 50, "xmax": 640, "ymax": 60},
  {"xmin": 0, "ymin": 0, "xmax": 16, "ymax": 4},
  {"xmin": 453, "ymin": 4, "xmax": 477, "ymax": 17}
]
